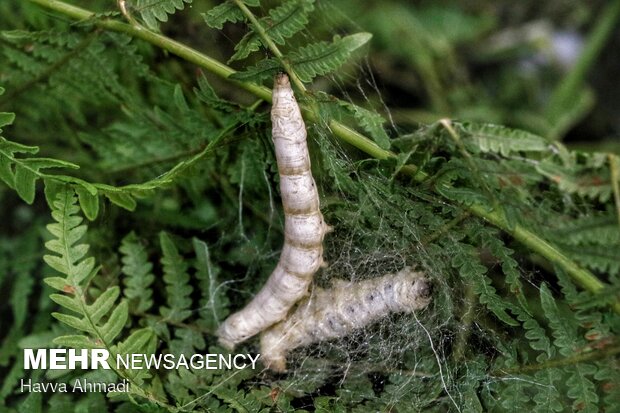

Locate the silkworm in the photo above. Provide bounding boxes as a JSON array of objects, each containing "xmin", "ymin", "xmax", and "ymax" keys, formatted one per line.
[
  {"xmin": 217, "ymin": 74, "xmax": 330, "ymax": 349},
  {"xmin": 259, "ymin": 267, "xmax": 432, "ymax": 372}
]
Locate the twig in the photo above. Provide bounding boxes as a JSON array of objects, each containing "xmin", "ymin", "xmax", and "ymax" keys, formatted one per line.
[
  {"xmin": 545, "ymin": 0, "xmax": 620, "ymax": 139},
  {"xmin": 231, "ymin": 0, "xmax": 307, "ymax": 94}
]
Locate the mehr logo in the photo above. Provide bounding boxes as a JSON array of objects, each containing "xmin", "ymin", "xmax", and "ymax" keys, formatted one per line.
[
  {"xmin": 24, "ymin": 349, "xmax": 110, "ymax": 369},
  {"xmin": 23, "ymin": 349, "xmax": 261, "ymax": 370}
]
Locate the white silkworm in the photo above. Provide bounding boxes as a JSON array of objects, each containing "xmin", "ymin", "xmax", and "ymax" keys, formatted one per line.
[
  {"xmin": 260, "ymin": 267, "xmax": 432, "ymax": 372},
  {"xmin": 217, "ymin": 74, "xmax": 330, "ymax": 349}
]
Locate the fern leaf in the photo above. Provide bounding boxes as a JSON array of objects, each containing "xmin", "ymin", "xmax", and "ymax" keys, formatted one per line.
[
  {"xmin": 120, "ymin": 232, "xmax": 155, "ymax": 313},
  {"xmin": 53, "ymin": 335, "xmax": 98, "ymax": 349},
  {"xmin": 0, "ymin": 90, "xmax": 15, "ymax": 126},
  {"xmin": 539, "ymin": 283, "xmax": 583, "ymax": 357},
  {"xmin": 44, "ymin": 188, "xmax": 128, "ymax": 348},
  {"xmin": 9, "ymin": 228, "xmax": 38, "ymax": 329},
  {"xmin": 458, "ymin": 123, "xmax": 548, "ymax": 156},
  {"xmin": 101, "ymin": 300, "xmax": 129, "ymax": 343},
  {"xmin": 514, "ymin": 308, "xmax": 554, "ymax": 360},
  {"xmin": 565, "ymin": 363, "xmax": 599, "ymax": 413},
  {"xmin": 451, "ymin": 242, "xmax": 519, "ymax": 326},
  {"xmin": 338, "ymin": 101, "xmax": 390, "ymax": 150},
  {"xmin": 103, "ymin": 190, "xmax": 137, "ymax": 211},
  {"xmin": 89, "ymin": 287, "xmax": 121, "ymax": 324},
  {"xmin": 435, "ymin": 171, "xmax": 489, "ymax": 206},
  {"xmin": 49, "ymin": 293, "xmax": 82, "ymax": 314},
  {"xmin": 43, "ymin": 190, "xmax": 94, "ymax": 284},
  {"xmin": 557, "ymin": 244, "xmax": 620, "ymax": 277},
  {"xmin": 193, "ymin": 75, "xmax": 233, "ymax": 111},
  {"xmin": 549, "ymin": 213, "xmax": 620, "ymax": 246},
  {"xmin": 203, "ymin": 0, "xmax": 244, "ymax": 29},
  {"xmin": 75, "ymin": 185, "xmax": 99, "ymax": 221},
  {"xmin": 595, "ymin": 363, "xmax": 620, "ymax": 411},
  {"xmin": 160, "ymin": 232, "xmax": 193, "ymax": 323},
  {"xmin": 44, "ymin": 276, "xmax": 71, "ymax": 292},
  {"xmin": 0, "ymin": 137, "xmax": 79, "ymax": 204},
  {"xmin": 536, "ymin": 159, "xmax": 612, "ymax": 202},
  {"xmin": 193, "ymin": 238, "xmax": 229, "ymax": 330},
  {"xmin": 116, "ymin": 327, "xmax": 155, "ymax": 355},
  {"xmin": 230, "ymin": 0, "xmax": 315, "ymax": 62},
  {"xmin": 499, "ymin": 380, "xmax": 531, "ymax": 411},
  {"xmin": 290, "ymin": 33, "xmax": 372, "ymax": 82},
  {"xmin": 51, "ymin": 312, "xmax": 94, "ymax": 333},
  {"xmin": 475, "ymin": 227, "xmax": 529, "ymax": 310},
  {"xmin": 532, "ymin": 369, "xmax": 564, "ymax": 412},
  {"xmin": 131, "ymin": 0, "xmax": 193, "ymax": 30},
  {"xmin": 113, "ymin": 327, "xmax": 156, "ymax": 386},
  {"xmin": 229, "ymin": 58, "xmax": 281, "ymax": 83}
]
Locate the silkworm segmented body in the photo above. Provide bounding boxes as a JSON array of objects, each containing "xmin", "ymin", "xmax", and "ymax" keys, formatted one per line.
[
  {"xmin": 217, "ymin": 74, "xmax": 330, "ymax": 349},
  {"xmin": 260, "ymin": 267, "xmax": 432, "ymax": 372}
]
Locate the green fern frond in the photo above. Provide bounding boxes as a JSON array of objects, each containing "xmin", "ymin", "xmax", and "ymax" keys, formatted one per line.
[
  {"xmin": 289, "ymin": 33, "xmax": 372, "ymax": 82},
  {"xmin": 131, "ymin": 0, "xmax": 193, "ymax": 30},
  {"xmin": 565, "ymin": 363, "xmax": 599, "ymax": 413},
  {"xmin": 0, "ymin": 137, "xmax": 78, "ymax": 204},
  {"xmin": 43, "ymin": 188, "xmax": 128, "ymax": 348},
  {"xmin": 194, "ymin": 74, "xmax": 246, "ymax": 115},
  {"xmin": 203, "ymin": 0, "xmax": 259, "ymax": 29},
  {"xmin": 40, "ymin": 188, "xmax": 164, "ymax": 403},
  {"xmin": 193, "ymin": 238, "xmax": 229, "ymax": 330},
  {"xmin": 549, "ymin": 213, "xmax": 620, "ymax": 246},
  {"xmin": 540, "ymin": 283, "xmax": 583, "ymax": 357},
  {"xmin": 2, "ymin": 30, "xmax": 139, "ymax": 107},
  {"xmin": 230, "ymin": 0, "xmax": 315, "ymax": 62},
  {"xmin": 536, "ymin": 155, "xmax": 613, "ymax": 202},
  {"xmin": 0, "ymin": 91, "xmax": 15, "ymax": 127},
  {"xmin": 229, "ymin": 58, "xmax": 281, "ymax": 83},
  {"xmin": 457, "ymin": 123, "xmax": 549, "ymax": 156},
  {"xmin": 557, "ymin": 244, "xmax": 620, "ymax": 277},
  {"xmin": 338, "ymin": 100, "xmax": 391, "ymax": 150},
  {"xmin": 43, "ymin": 189, "xmax": 96, "ymax": 286},
  {"xmin": 594, "ymin": 363, "xmax": 620, "ymax": 411},
  {"xmin": 475, "ymin": 226, "xmax": 529, "ymax": 309},
  {"xmin": 451, "ymin": 241, "xmax": 519, "ymax": 326},
  {"xmin": 532, "ymin": 369, "xmax": 564, "ymax": 412},
  {"xmin": 498, "ymin": 379, "xmax": 530, "ymax": 411},
  {"xmin": 160, "ymin": 232, "xmax": 193, "ymax": 323},
  {"xmin": 120, "ymin": 232, "xmax": 155, "ymax": 313},
  {"xmin": 112, "ymin": 327, "xmax": 157, "ymax": 386},
  {"xmin": 434, "ymin": 163, "xmax": 489, "ymax": 206},
  {"xmin": 8, "ymin": 220, "xmax": 38, "ymax": 330},
  {"xmin": 516, "ymin": 308, "xmax": 555, "ymax": 360}
]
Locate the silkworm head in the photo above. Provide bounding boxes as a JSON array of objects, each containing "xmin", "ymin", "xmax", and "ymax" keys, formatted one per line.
[
  {"xmin": 275, "ymin": 73, "xmax": 290, "ymax": 87},
  {"xmin": 409, "ymin": 278, "xmax": 432, "ymax": 309}
]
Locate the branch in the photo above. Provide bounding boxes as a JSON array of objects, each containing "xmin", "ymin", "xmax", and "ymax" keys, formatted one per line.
[
  {"xmin": 24, "ymin": 0, "xmax": 620, "ymax": 313},
  {"xmin": 545, "ymin": 0, "xmax": 620, "ymax": 136},
  {"xmin": 231, "ymin": 0, "xmax": 307, "ymax": 93}
]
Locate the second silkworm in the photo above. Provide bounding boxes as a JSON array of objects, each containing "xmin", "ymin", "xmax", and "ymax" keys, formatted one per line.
[
  {"xmin": 217, "ymin": 73, "xmax": 330, "ymax": 349},
  {"xmin": 260, "ymin": 267, "xmax": 432, "ymax": 372}
]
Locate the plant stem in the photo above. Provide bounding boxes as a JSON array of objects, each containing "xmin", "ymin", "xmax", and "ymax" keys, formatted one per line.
[
  {"xmin": 546, "ymin": 0, "xmax": 620, "ymax": 136},
  {"xmin": 25, "ymin": 0, "xmax": 620, "ymax": 313},
  {"xmin": 231, "ymin": 0, "xmax": 306, "ymax": 93}
]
